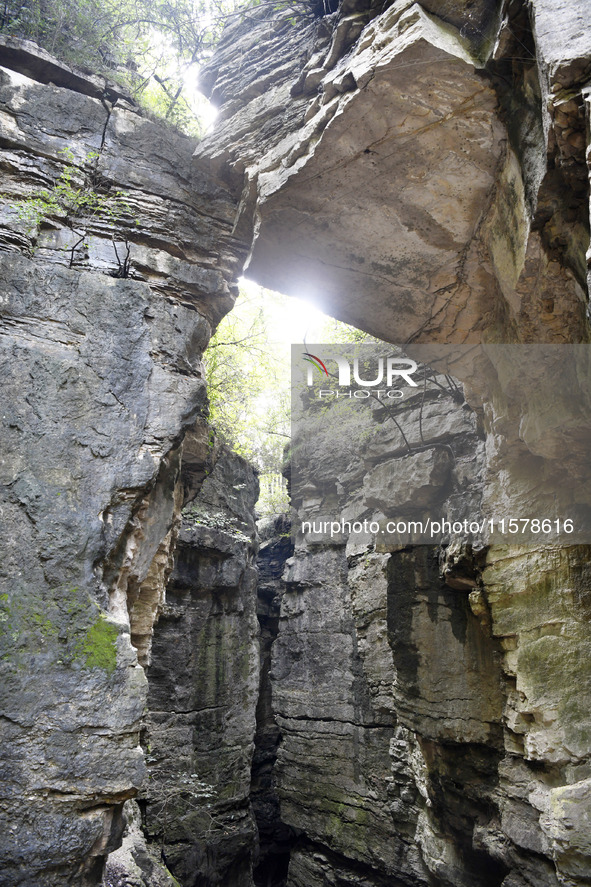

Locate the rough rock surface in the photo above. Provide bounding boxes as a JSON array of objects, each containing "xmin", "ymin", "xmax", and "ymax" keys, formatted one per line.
[
  {"xmin": 103, "ymin": 802, "xmax": 179, "ymax": 887},
  {"xmin": 0, "ymin": 43, "xmax": 245, "ymax": 886},
  {"xmin": 270, "ymin": 366, "xmax": 591, "ymax": 886},
  {"xmin": 196, "ymin": 2, "xmax": 591, "ymax": 886},
  {"xmin": 139, "ymin": 441, "xmax": 260, "ymax": 887},
  {"xmin": 280, "ymin": 388, "xmax": 506, "ymax": 887},
  {"xmin": 197, "ymin": 0, "xmax": 589, "ymax": 345},
  {"xmin": 2, "ymin": 0, "xmax": 591, "ymax": 885},
  {"xmin": 251, "ymin": 516, "xmax": 295, "ymax": 887}
]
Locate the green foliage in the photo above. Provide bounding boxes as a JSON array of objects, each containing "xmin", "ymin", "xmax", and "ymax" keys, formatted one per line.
[
  {"xmin": 204, "ymin": 285, "xmax": 377, "ymax": 517},
  {"xmin": 0, "ymin": 0, "xmax": 322, "ymax": 132},
  {"xmin": 315, "ymin": 315, "xmax": 382, "ymax": 345},
  {"xmin": 14, "ymin": 146, "xmax": 135, "ymax": 271},
  {"xmin": 205, "ymin": 286, "xmax": 290, "ymax": 516},
  {"xmin": 0, "ymin": 0, "xmax": 231, "ymax": 130},
  {"xmin": 137, "ymin": 72, "xmax": 204, "ymax": 137}
]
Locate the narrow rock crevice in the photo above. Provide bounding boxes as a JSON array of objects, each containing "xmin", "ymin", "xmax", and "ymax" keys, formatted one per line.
[{"xmin": 251, "ymin": 515, "xmax": 296, "ymax": 887}]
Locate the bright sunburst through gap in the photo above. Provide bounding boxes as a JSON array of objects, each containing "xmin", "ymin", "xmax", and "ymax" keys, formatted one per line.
[{"xmin": 239, "ymin": 277, "xmax": 330, "ymax": 346}]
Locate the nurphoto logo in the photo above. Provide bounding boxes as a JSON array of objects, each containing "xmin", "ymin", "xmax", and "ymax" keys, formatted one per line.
[{"xmin": 304, "ymin": 351, "xmax": 418, "ymax": 399}]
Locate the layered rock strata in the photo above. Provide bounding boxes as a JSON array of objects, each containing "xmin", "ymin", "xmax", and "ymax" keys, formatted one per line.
[
  {"xmin": 281, "ymin": 374, "xmax": 591, "ymax": 886},
  {"xmin": 197, "ymin": 0, "xmax": 590, "ymax": 345},
  {"xmin": 196, "ymin": 2, "xmax": 591, "ymax": 886},
  {"xmin": 139, "ymin": 442, "xmax": 260, "ymax": 887},
  {"xmin": 281, "ymin": 387, "xmax": 507, "ymax": 887},
  {"xmin": 2, "ymin": 0, "xmax": 591, "ymax": 885},
  {"xmin": 251, "ymin": 516, "xmax": 295, "ymax": 887},
  {"xmin": 0, "ymin": 43, "xmax": 245, "ymax": 885}
]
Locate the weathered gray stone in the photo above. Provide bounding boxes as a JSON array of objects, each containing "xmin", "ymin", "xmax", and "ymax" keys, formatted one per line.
[
  {"xmin": 103, "ymin": 802, "xmax": 179, "ymax": 887},
  {"xmin": 0, "ymin": 62, "xmax": 244, "ymax": 326},
  {"xmin": 0, "ymin": 41, "xmax": 244, "ymax": 886},
  {"xmin": 0, "ymin": 34, "xmax": 132, "ymax": 101},
  {"xmin": 3, "ymin": 3, "xmax": 591, "ymax": 886},
  {"xmin": 529, "ymin": 0, "xmax": 591, "ymax": 89},
  {"xmin": 362, "ymin": 448, "xmax": 452, "ymax": 513},
  {"xmin": 139, "ymin": 444, "xmax": 260, "ymax": 887},
  {"xmin": 251, "ymin": 516, "xmax": 294, "ymax": 887},
  {"xmin": 0, "ymin": 252, "xmax": 206, "ymax": 885},
  {"xmin": 195, "ymin": 9, "xmax": 591, "ymax": 878},
  {"xmin": 198, "ymin": 0, "xmax": 589, "ymax": 344}
]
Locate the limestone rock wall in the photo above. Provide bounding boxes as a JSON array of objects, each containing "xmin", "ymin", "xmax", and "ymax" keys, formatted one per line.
[
  {"xmin": 139, "ymin": 440, "xmax": 260, "ymax": 887},
  {"xmin": 278, "ymin": 383, "xmax": 591, "ymax": 885},
  {"xmin": 251, "ymin": 516, "xmax": 294, "ymax": 887},
  {"xmin": 2, "ymin": 0, "xmax": 591, "ymax": 885},
  {"xmin": 197, "ymin": 0, "xmax": 590, "ymax": 345},
  {"xmin": 0, "ymin": 45, "xmax": 246, "ymax": 886},
  {"xmin": 277, "ymin": 390, "xmax": 509, "ymax": 887},
  {"xmin": 197, "ymin": 2, "xmax": 591, "ymax": 886}
]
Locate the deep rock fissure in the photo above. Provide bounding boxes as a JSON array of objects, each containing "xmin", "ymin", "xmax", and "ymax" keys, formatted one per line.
[{"xmin": 251, "ymin": 516, "xmax": 295, "ymax": 887}]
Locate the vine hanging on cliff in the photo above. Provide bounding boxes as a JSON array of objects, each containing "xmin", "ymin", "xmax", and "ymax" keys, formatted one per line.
[{"xmin": 13, "ymin": 147, "xmax": 137, "ymax": 276}]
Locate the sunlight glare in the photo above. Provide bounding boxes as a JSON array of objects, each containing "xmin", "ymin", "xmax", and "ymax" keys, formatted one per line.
[
  {"xmin": 183, "ymin": 65, "xmax": 218, "ymax": 132},
  {"xmin": 239, "ymin": 277, "xmax": 330, "ymax": 346}
]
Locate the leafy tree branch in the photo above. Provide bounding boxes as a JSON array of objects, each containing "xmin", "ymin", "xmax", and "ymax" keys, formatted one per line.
[{"xmin": 0, "ymin": 0, "xmax": 323, "ymax": 133}]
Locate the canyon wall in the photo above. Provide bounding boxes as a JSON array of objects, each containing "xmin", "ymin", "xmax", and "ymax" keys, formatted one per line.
[
  {"xmin": 0, "ymin": 42, "xmax": 247, "ymax": 885},
  {"xmin": 1, "ymin": 0, "xmax": 591, "ymax": 885},
  {"xmin": 139, "ymin": 441, "xmax": 260, "ymax": 887},
  {"xmin": 197, "ymin": 0, "xmax": 591, "ymax": 345},
  {"xmin": 195, "ymin": 1, "xmax": 591, "ymax": 885}
]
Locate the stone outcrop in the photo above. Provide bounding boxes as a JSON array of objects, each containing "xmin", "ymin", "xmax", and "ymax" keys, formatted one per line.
[
  {"xmin": 197, "ymin": 0, "xmax": 589, "ymax": 345},
  {"xmin": 0, "ymin": 42, "xmax": 245, "ymax": 886},
  {"xmin": 139, "ymin": 439, "xmax": 260, "ymax": 887},
  {"xmin": 2, "ymin": 0, "xmax": 591, "ymax": 885},
  {"xmin": 195, "ymin": 2, "xmax": 591, "ymax": 886},
  {"xmin": 280, "ymin": 374, "xmax": 591, "ymax": 885},
  {"xmin": 251, "ymin": 516, "xmax": 294, "ymax": 887},
  {"xmin": 279, "ymin": 384, "xmax": 504, "ymax": 886},
  {"xmin": 103, "ymin": 801, "xmax": 179, "ymax": 887}
]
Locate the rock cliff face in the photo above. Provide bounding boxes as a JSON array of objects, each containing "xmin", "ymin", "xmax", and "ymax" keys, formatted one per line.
[
  {"xmin": 195, "ymin": 2, "xmax": 591, "ymax": 886},
  {"xmin": 0, "ymin": 45, "xmax": 246, "ymax": 885},
  {"xmin": 197, "ymin": 0, "xmax": 589, "ymax": 346},
  {"xmin": 2, "ymin": 1, "xmax": 591, "ymax": 886},
  {"xmin": 278, "ymin": 383, "xmax": 591, "ymax": 886},
  {"xmin": 140, "ymin": 440, "xmax": 260, "ymax": 887},
  {"xmin": 251, "ymin": 516, "xmax": 294, "ymax": 887}
]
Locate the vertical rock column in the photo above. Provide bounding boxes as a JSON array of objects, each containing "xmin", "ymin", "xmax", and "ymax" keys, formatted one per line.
[
  {"xmin": 251, "ymin": 515, "xmax": 294, "ymax": 887},
  {"xmin": 139, "ymin": 441, "xmax": 261, "ymax": 887},
  {"xmin": 0, "ymin": 46, "xmax": 245, "ymax": 885}
]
